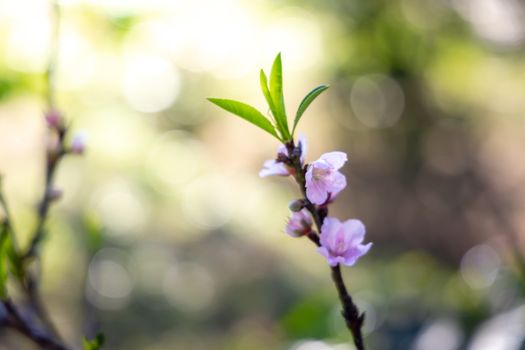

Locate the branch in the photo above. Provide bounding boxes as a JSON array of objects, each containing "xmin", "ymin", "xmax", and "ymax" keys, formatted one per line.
[
  {"xmin": 286, "ymin": 141, "xmax": 366, "ymax": 350},
  {"xmin": 18, "ymin": 0, "xmax": 66, "ymax": 343},
  {"xmin": 2, "ymin": 299, "xmax": 69, "ymax": 350}
]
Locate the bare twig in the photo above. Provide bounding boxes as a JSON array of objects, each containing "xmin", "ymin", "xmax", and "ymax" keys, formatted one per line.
[{"xmin": 2, "ymin": 299, "xmax": 67, "ymax": 350}]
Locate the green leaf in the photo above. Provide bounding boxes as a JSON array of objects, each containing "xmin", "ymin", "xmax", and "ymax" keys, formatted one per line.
[
  {"xmin": 83, "ymin": 333, "xmax": 105, "ymax": 350},
  {"xmin": 269, "ymin": 53, "xmax": 290, "ymax": 140},
  {"xmin": 259, "ymin": 70, "xmax": 277, "ymax": 122},
  {"xmin": 208, "ymin": 98, "xmax": 280, "ymax": 140},
  {"xmin": 83, "ymin": 212, "xmax": 104, "ymax": 253},
  {"xmin": 292, "ymin": 84, "xmax": 329, "ymax": 135}
]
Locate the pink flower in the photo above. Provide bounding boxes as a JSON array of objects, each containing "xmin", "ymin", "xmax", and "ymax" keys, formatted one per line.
[
  {"xmin": 317, "ymin": 217, "xmax": 371, "ymax": 266},
  {"xmin": 259, "ymin": 134, "xmax": 307, "ymax": 178},
  {"xmin": 71, "ymin": 132, "xmax": 86, "ymax": 154},
  {"xmin": 305, "ymin": 152, "xmax": 347, "ymax": 205},
  {"xmin": 285, "ymin": 208, "xmax": 313, "ymax": 237},
  {"xmin": 45, "ymin": 109, "xmax": 63, "ymax": 129}
]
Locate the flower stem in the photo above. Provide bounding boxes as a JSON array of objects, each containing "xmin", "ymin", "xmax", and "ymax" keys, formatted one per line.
[
  {"xmin": 287, "ymin": 141, "xmax": 366, "ymax": 350},
  {"xmin": 1, "ymin": 299, "xmax": 69, "ymax": 350}
]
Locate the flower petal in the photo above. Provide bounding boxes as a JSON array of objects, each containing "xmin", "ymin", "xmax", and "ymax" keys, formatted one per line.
[
  {"xmin": 343, "ymin": 219, "xmax": 366, "ymax": 245},
  {"xmin": 298, "ymin": 134, "xmax": 308, "ymax": 163},
  {"xmin": 305, "ymin": 165, "xmax": 330, "ymax": 204},
  {"xmin": 325, "ymin": 171, "xmax": 347, "ymax": 194},
  {"xmin": 320, "ymin": 217, "xmax": 341, "ymax": 249},
  {"xmin": 306, "ymin": 181, "xmax": 328, "ymax": 205},
  {"xmin": 316, "ymin": 246, "xmax": 330, "ymax": 260},
  {"xmin": 259, "ymin": 160, "xmax": 289, "ymax": 177},
  {"xmin": 320, "ymin": 152, "xmax": 347, "ymax": 170},
  {"xmin": 328, "ymin": 255, "xmax": 346, "ymax": 267},
  {"xmin": 343, "ymin": 242, "xmax": 372, "ymax": 266}
]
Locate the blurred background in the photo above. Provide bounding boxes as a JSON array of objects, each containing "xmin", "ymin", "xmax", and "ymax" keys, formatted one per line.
[{"xmin": 1, "ymin": 0, "xmax": 525, "ymax": 349}]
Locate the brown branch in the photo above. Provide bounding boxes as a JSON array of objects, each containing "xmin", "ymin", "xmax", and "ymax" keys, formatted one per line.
[
  {"xmin": 286, "ymin": 141, "xmax": 366, "ymax": 350},
  {"xmin": 2, "ymin": 299, "xmax": 68, "ymax": 350},
  {"xmin": 16, "ymin": 0, "xmax": 67, "ymax": 343}
]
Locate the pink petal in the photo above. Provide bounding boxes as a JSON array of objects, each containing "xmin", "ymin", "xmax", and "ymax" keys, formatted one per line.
[
  {"xmin": 277, "ymin": 143, "xmax": 288, "ymax": 155},
  {"xmin": 320, "ymin": 217, "xmax": 341, "ymax": 249},
  {"xmin": 259, "ymin": 160, "xmax": 289, "ymax": 177},
  {"xmin": 298, "ymin": 134, "xmax": 308, "ymax": 163},
  {"xmin": 316, "ymin": 246, "xmax": 330, "ymax": 260},
  {"xmin": 328, "ymin": 255, "xmax": 346, "ymax": 267},
  {"xmin": 343, "ymin": 242, "xmax": 372, "ymax": 266},
  {"xmin": 342, "ymin": 219, "xmax": 366, "ymax": 245},
  {"xmin": 305, "ymin": 166, "xmax": 329, "ymax": 204},
  {"xmin": 306, "ymin": 183, "xmax": 327, "ymax": 205},
  {"xmin": 320, "ymin": 152, "xmax": 347, "ymax": 170},
  {"xmin": 324, "ymin": 171, "xmax": 347, "ymax": 194}
]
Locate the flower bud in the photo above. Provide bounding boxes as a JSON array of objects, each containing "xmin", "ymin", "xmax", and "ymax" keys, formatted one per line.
[
  {"xmin": 45, "ymin": 109, "xmax": 63, "ymax": 129},
  {"xmin": 47, "ymin": 187, "xmax": 63, "ymax": 202},
  {"xmin": 285, "ymin": 208, "xmax": 313, "ymax": 238},
  {"xmin": 71, "ymin": 132, "xmax": 86, "ymax": 154},
  {"xmin": 288, "ymin": 199, "xmax": 306, "ymax": 212}
]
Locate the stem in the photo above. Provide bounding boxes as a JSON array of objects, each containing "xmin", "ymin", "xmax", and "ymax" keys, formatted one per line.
[
  {"xmin": 23, "ymin": 145, "xmax": 65, "ymax": 261},
  {"xmin": 331, "ymin": 265, "xmax": 365, "ymax": 349},
  {"xmin": 19, "ymin": 0, "xmax": 66, "ymax": 342},
  {"xmin": 1, "ymin": 171, "xmax": 66, "ymax": 343},
  {"xmin": 46, "ymin": 0, "xmax": 61, "ymax": 110},
  {"xmin": 286, "ymin": 141, "xmax": 366, "ymax": 350},
  {"xmin": 2, "ymin": 299, "xmax": 68, "ymax": 350}
]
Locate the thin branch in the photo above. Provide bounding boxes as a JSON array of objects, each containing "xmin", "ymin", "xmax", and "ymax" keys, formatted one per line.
[
  {"xmin": 286, "ymin": 141, "xmax": 366, "ymax": 350},
  {"xmin": 2, "ymin": 299, "xmax": 68, "ymax": 350},
  {"xmin": 46, "ymin": 0, "xmax": 61, "ymax": 110},
  {"xmin": 1, "ymin": 161, "xmax": 67, "ymax": 347},
  {"xmin": 18, "ymin": 0, "xmax": 66, "ymax": 342}
]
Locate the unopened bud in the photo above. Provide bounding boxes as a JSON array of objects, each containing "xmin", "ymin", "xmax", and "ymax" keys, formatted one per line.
[
  {"xmin": 47, "ymin": 188, "xmax": 63, "ymax": 202},
  {"xmin": 45, "ymin": 109, "xmax": 63, "ymax": 129},
  {"xmin": 285, "ymin": 209, "xmax": 313, "ymax": 237},
  {"xmin": 288, "ymin": 199, "xmax": 306, "ymax": 212}
]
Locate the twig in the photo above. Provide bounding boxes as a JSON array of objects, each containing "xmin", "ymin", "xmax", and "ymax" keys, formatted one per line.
[
  {"xmin": 46, "ymin": 0, "xmax": 61, "ymax": 110},
  {"xmin": 1, "ymin": 179, "xmax": 67, "ymax": 346},
  {"xmin": 19, "ymin": 0, "xmax": 66, "ymax": 342},
  {"xmin": 2, "ymin": 299, "xmax": 68, "ymax": 350},
  {"xmin": 286, "ymin": 141, "xmax": 366, "ymax": 350}
]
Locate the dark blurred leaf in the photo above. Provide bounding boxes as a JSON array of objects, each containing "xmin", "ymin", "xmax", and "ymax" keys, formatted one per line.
[
  {"xmin": 292, "ymin": 84, "xmax": 329, "ymax": 135},
  {"xmin": 282, "ymin": 295, "xmax": 332, "ymax": 339},
  {"xmin": 83, "ymin": 212, "xmax": 104, "ymax": 253},
  {"xmin": 208, "ymin": 98, "xmax": 280, "ymax": 140}
]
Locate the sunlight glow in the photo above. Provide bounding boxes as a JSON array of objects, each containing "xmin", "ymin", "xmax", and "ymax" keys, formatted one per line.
[{"xmin": 122, "ymin": 54, "xmax": 181, "ymax": 113}]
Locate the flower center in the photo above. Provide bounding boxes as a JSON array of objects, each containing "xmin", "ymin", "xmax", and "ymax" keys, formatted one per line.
[{"xmin": 312, "ymin": 167, "xmax": 330, "ymax": 181}]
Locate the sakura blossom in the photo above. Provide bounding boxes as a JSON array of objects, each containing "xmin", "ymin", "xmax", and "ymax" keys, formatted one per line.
[
  {"xmin": 45, "ymin": 109, "xmax": 63, "ymax": 129},
  {"xmin": 71, "ymin": 132, "xmax": 87, "ymax": 154},
  {"xmin": 305, "ymin": 152, "xmax": 347, "ymax": 205},
  {"xmin": 285, "ymin": 208, "xmax": 313, "ymax": 237},
  {"xmin": 259, "ymin": 134, "xmax": 307, "ymax": 177},
  {"xmin": 317, "ymin": 217, "xmax": 372, "ymax": 267}
]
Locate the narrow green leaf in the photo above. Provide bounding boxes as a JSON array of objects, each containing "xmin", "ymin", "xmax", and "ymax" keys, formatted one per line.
[
  {"xmin": 292, "ymin": 84, "xmax": 329, "ymax": 135},
  {"xmin": 208, "ymin": 98, "xmax": 280, "ymax": 140},
  {"xmin": 269, "ymin": 53, "xmax": 290, "ymax": 140},
  {"xmin": 260, "ymin": 70, "xmax": 277, "ymax": 121}
]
